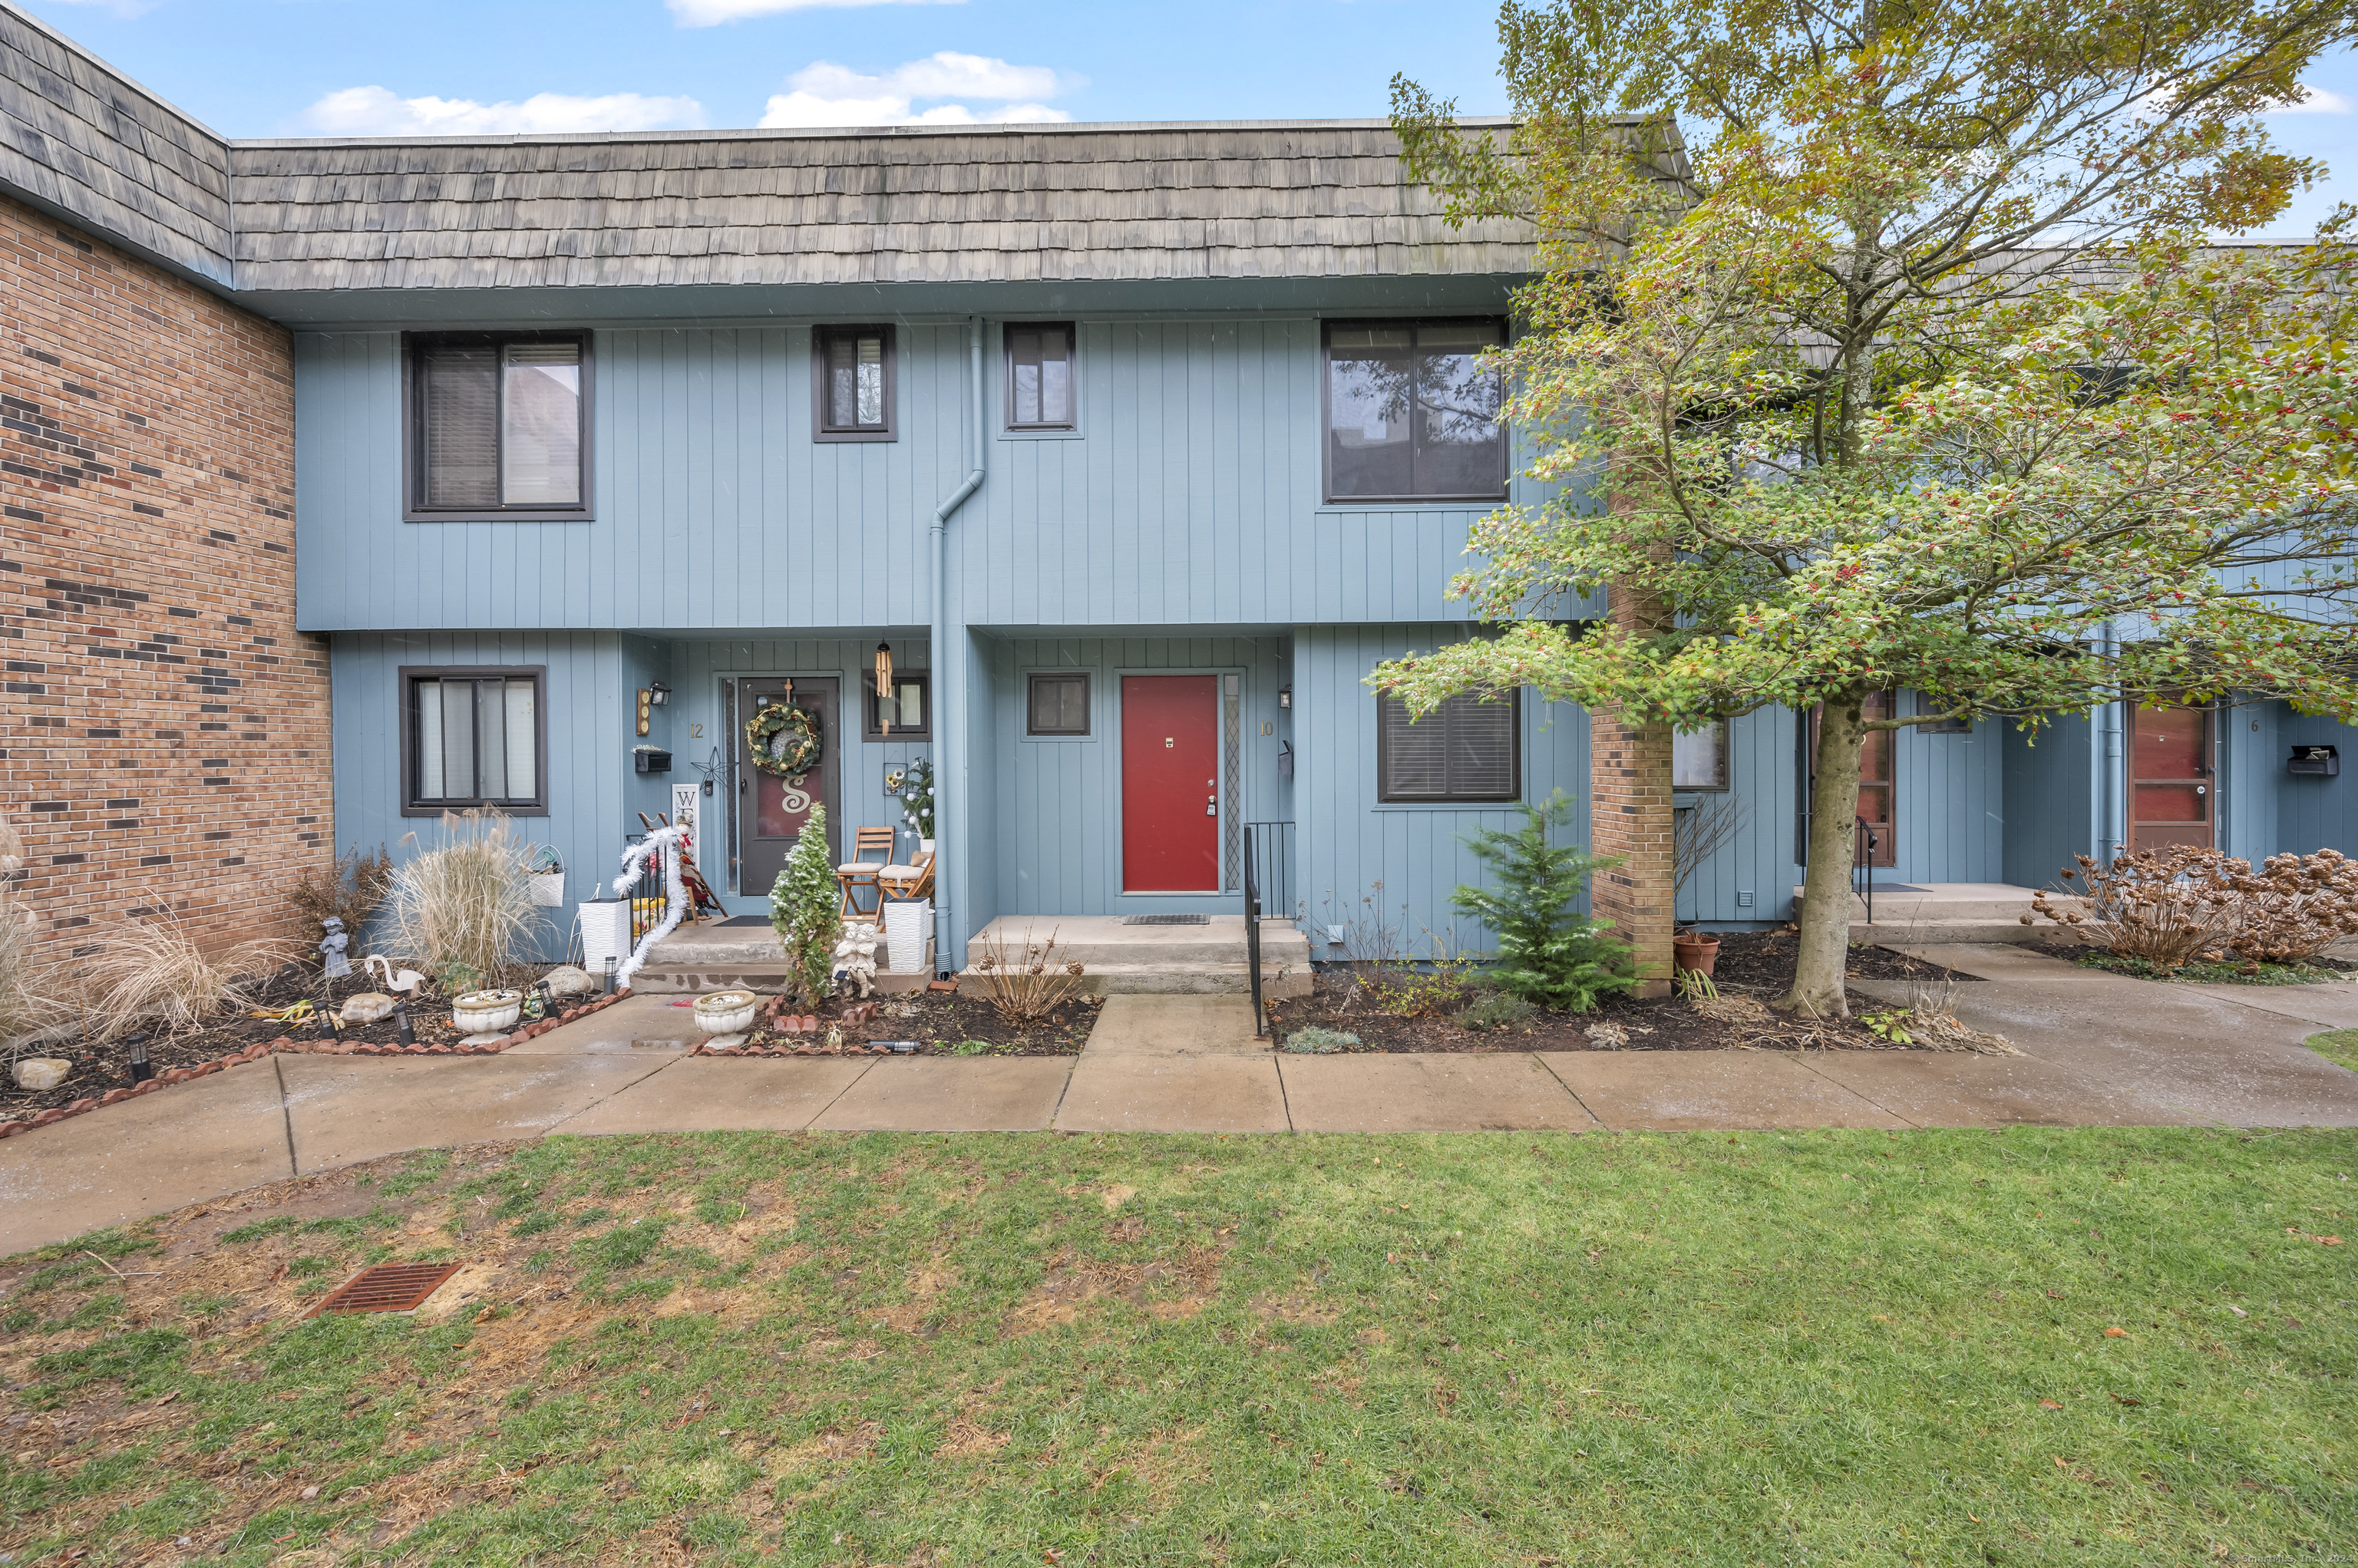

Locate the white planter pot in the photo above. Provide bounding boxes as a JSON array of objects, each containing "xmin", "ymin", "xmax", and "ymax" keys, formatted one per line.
[
  {"xmin": 693, "ymin": 989, "xmax": 758, "ymax": 1036},
  {"xmin": 884, "ymin": 900, "xmax": 930, "ymax": 974},
  {"xmin": 528, "ymin": 872, "xmax": 566, "ymax": 908},
  {"xmin": 451, "ymin": 989, "xmax": 523, "ymax": 1035},
  {"xmin": 919, "ymin": 838, "xmax": 936, "ymax": 857},
  {"xmin": 577, "ymin": 900, "xmax": 630, "ymax": 974}
]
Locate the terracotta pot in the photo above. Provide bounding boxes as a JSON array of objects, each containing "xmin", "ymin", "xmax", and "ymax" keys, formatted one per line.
[{"xmin": 1672, "ymin": 933, "xmax": 1721, "ymax": 976}]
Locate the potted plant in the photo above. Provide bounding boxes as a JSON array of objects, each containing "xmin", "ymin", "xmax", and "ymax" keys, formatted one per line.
[
  {"xmin": 900, "ymin": 757, "xmax": 936, "ymax": 856},
  {"xmin": 1672, "ymin": 929, "xmax": 1722, "ymax": 978},
  {"xmin": 451, "ymin": 988, "xmax": 523, "ymax": 1041}
]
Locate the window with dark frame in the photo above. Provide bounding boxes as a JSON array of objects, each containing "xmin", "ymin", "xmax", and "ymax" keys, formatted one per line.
[
  {"xmin": 408, "ymin": 335, "xmax": 586, "ymax": 516},
  {"xmin": 401, "ymin": 667, "xmax": 548, "ymax": 814},
  {"xmin": 1673, "ymin": 720, "xmax": 1730, "ymax": 790},
  {"xmin": 864, "ymin": 670, "xmax": 931, "ymax": 738},
  {"xmin": 814, "ymin": 325, "xmax": 895, "ymax": 440},
  {"xmin": 1004, "ymin": 322, "xmax": 1075, "ymax": 430},
  {"xmin": 1325, "ymin": 319, "xmax": 1508, "ymax": 503},
  {"xmin": 1027, "ymin": 672, "xmax": 1090, "ymax": 736},
  {"xmin": 1378, "ymin": 690, "xmax": 1520, "ymax": 802}
]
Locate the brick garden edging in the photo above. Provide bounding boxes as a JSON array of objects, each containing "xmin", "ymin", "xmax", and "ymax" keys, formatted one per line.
[{"xmin": 0, "ymin": 990, "xmax": 634, "ymax": 1140}]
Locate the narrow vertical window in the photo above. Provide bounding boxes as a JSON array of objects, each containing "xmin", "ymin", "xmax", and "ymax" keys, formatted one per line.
[
  {"xmin": 815, "ymin": 325, "xmax": 895, "ymax": 440},
  {"xmin": 1005, "ymin": 322, "xmax": 1075, "ymax": 429},
  {"xmin": 1673, "ymin": 721, "xmax": 1729, "ymax": 790},
  {"xmin": 410, "ymin": 335, "xmax": 588, "ymax": 515}
]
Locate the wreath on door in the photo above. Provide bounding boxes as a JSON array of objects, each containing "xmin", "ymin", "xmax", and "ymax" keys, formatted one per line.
[{"xmin": 745, "ymin": 701, "xmax": 822, "ymax": 779}]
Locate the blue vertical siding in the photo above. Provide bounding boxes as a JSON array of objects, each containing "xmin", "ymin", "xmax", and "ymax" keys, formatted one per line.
[
  {"xmin": 662, "ymin": 637, "xmax": 933, "ymax": 896},
  {"xmin": 330, "ymin": 631, "xmax": 648, "ymax": 962},
  {"xmin": 2003, "ymin": 715, "xmax": 2099, "ymax": 890},
  {"xmin": 975, "ymin": 635, "xmax": 1288, "ymax": 919},
  {"xmin": 2270, "ymin": 704, "xmax": 2357, "ymax": 857},
  {"xmin": 296, "ymin": 319, "xmax": 1570, "ymax": 635},
  {"xmin": 1290, "ymin": 625, "xmax": 1590, "ymax": 958}
]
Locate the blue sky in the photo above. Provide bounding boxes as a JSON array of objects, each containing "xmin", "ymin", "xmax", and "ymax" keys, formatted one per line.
[{"xmin": 18, "ymin": 0, "xmax": 2353, "ymax": 236}]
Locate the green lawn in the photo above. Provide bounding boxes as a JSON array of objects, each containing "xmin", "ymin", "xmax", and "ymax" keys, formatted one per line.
[
  {"xmin": 2311, "ymin": 1030, "xmax": 2358, "ymax": 1073},
  {"xmin": 2, "ymin": 1126, "xmax": 2353, "ymax": 1565}
]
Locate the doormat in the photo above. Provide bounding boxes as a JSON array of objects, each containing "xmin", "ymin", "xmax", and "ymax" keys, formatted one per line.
[
  {"xmin": 712, "ymin": 916, "xmax": 774, "ymax": 927},
  {"xmin": 1123, "ymin": 913, "xmax": 1210, "ymax": 926},
  {"xmin": 307, "ymin": 1263, "xmax": 464, "ymax": 1317}
]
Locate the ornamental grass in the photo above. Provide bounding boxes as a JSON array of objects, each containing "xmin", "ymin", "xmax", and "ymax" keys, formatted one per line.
[
  {"xmin": 385, "ymin": 810, "xmax": 540, "ymax": 992},
  {"xmin": 75, "ymin": 901, "xmax": 298, "ymax": 1041}
]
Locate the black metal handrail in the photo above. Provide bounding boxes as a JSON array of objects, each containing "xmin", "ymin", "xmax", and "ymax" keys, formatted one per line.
[
  {"xmin": 1854, "ymin": 816, "xmax": 1879, "ymax": 926},
  {"xmin": 1242, "ymin": 820, "xmax": 1295, "ymax": 1040}
]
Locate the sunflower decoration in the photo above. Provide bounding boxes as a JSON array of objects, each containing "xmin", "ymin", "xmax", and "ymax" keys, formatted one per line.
[{"xmin": 745, "ymin": 701, "xmax": 822, "ymax": 780}]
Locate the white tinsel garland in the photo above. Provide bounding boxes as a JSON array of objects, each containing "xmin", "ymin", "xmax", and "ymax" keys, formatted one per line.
[{"xmin": 610, "ymin": 824, "xmax": 693, "ymax": 989}]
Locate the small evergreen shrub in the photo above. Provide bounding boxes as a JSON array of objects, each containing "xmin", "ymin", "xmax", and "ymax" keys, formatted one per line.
[
  {"xmin": 1450, "ymin": 791, "xmax": 1640, "ymax": 1012},
  {"xmin": 1455, "ymin": 992, "xmax": 1540, "ymax": 1032},
  {"xmin": 768, "ymin": 806, "xmax": 839, "ymax": 1004},
  {"xmin": 1283, "ymin": 1026, "xmax": 1360, "ymax": 1055}
]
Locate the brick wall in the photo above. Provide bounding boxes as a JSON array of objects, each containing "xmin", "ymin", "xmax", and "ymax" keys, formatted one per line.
[
  {"xmin": 0, "ymin": 192, "xmax": 330, "ymax": 965},
  {"xmin": 1588, "ymin": 536, "xmax": 1676, "ymax": 995}
]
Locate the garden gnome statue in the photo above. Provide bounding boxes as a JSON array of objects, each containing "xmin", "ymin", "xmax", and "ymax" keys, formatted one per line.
[
  {"xmin": 832, "ymin": 921, "xmax": 880, "ymax": 999},
  {"xmin": 318, "ymin": 916, "xmax": 352, "ymax": 980}
]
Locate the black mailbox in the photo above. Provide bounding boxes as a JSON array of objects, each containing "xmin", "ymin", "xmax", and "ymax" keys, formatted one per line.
[
  {"xmin": 2288, "ymin": 744, "xmax": 2339, "ymax": 777},
  {"xmin": 634, "ymin": 748, "xmax": 672, "ymax": 775}
]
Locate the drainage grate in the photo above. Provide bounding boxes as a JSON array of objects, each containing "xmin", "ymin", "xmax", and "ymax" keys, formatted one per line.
[
  {"xmin": 1122, "ymin": 913, "xmax": 1210, "ymax": 926},
  {"xmin": 307, "ymin": 1263, "xmax": 464, "ymax": 1318}
]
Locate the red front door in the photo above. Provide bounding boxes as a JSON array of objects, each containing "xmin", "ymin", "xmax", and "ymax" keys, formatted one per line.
[
  {"xmin": 2128, "ymin": 697, "xmax": 2213, "ymax": 850},
  {"xmin": 1122, "ymin": 675, "xmax": 1220, "ymax": 893}
]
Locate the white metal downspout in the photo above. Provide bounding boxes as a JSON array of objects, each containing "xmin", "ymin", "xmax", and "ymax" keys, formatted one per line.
[
  {"xmin": 930, "ymin": 318, "xmax": 986, "ymax": 972},
  {"xmin": 2099, "ymin": 620, "xmax": 2125, "ymax": 862}
]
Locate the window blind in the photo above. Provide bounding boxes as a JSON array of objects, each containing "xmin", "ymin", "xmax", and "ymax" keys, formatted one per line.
[
  {"xmin": 1379, "ymin": 691, "xmax": 1518, "ymax": 801},
  {"xmin": 421, "ymin": 346, "xmax": 500, "ymax": 507}
]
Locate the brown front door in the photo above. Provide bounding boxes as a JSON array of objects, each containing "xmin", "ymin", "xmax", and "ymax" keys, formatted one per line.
[
  {"xmin": 2128, "ymin": 698, "xmax": 2213, "ymax": 850},
  {"xmin": 1810, "ymin": 694, "xmax": 1897, "ymax": 869},
  {"xmin": 735, "ymin": 677, "xmax": 839, "ymax": 896}
]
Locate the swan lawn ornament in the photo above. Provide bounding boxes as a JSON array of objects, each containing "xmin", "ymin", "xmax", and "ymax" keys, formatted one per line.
[
  {"xmin": 611, "ymin": 823, "xmax": 695, "ymax": 989},
  {"xmin": 363, "ymin": 954, "xmax": 424, "ymax": 995}
]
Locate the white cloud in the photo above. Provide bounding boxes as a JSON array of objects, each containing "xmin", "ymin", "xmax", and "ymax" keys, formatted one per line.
[
  {"xmin": 670, "ymin": 0, "xmax": 963, "ymax": 27},
  {"xmin": 756, "ymin": 52, "xmax": 1076, "ymax": 129},
  {"xmin": 293, "ymin": 86, "xmax": 706, "ymax": 138},
  {"xmin": 2263, "ymin": 84, "xmax": 2352, "ymax": 114}
]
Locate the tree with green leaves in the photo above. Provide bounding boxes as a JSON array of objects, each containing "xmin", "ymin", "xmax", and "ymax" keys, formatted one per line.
[
  {"xmin": 769, "ymin": 807, "xmax": 839, "ymax": 1004},
  {"xmin": 1380, "ymin": 0, "xmax": 2358, "ymax": 1016},
  {"xmin": 1452, "ymin": 791, "xmax": 1640, "ymax": 1011}
]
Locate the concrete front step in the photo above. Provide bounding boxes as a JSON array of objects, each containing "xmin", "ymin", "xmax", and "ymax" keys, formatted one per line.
[
  {"xmin": 1783, "ymin": 883, "xmax": 2072, "ymax": 944},
  {"xmin": 1073, "ymin": 963, "xmax": 1313, "ymax": 997}
]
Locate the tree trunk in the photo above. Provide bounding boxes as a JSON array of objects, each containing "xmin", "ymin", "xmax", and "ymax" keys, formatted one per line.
[{"xmin": 1782, "ymin": 692, "xmax": 1868, "ymax": 1018}]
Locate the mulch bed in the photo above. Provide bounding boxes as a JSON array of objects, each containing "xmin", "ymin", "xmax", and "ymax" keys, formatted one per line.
[
  {"xmin": 702, "ymin": 985, "xmax": 1101, "ymax": 1058},
  {"xmin": 2, "ymin": 965, "xmax": 591, "ymax": 1131},
  {"xmin": 2020, "ymin": 939, "xmax": 2356, "ymax": 983},
  {"xmin": 1267, "ymin": 931, "xmax": 1987, "ymax": 1055}
]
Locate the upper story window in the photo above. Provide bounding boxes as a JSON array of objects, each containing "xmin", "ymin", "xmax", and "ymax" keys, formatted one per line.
[
  {"xmin": 408, "ymin": 335, "xmax": 586, "ymax": 517},
  {"xmin": 1673, "ymin": 721, "xmax": 1730, "ymax": 790},
  {"xmin": 401, "ymin": 665, "xmax": 547, "ymax": 814},
  {"xmin": 1378, "ymin": 689, "xmax": 1520, "ymax": 803},
  {"xmin": 815, "ymin": 325, "xmax": 895, "ymax": 441},
  {"xmin": 1005, "ymin": 322, "xmax": 1075, "ymax": 430},
  {"xmin": 1325, "ymin": 319, "xmax": 1508, "ymax": 503}
]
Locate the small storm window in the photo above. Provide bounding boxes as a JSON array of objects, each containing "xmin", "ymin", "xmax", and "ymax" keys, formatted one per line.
[
  {"xmin": 403, "ymin": 667, "xmax": 547, "ymax": 814},
  {"xmin": 816, "ymin": 325, "xmax": 894, "ymax": 439},
  {"xmin": 411, "ymin": 335, "xmax": 586, "ymax": 514},
  {"xmin": 866, "ymin": 671, "xmax": 931, "ymax": 738},
  {"xmin": 1378, "ymin": 690, "xmax": 1519, "ymax": 803},
  {"xmin": 1028, "ymin": 672, "xmax": 1090, "ymax": 737},
  {"xmin": 1673, "ymin": 720, "xmax": 1730, "ymax": 790},
  {"xmin": 1006, "ymin": 323, "xmax": 1075, "ymax": 429}
]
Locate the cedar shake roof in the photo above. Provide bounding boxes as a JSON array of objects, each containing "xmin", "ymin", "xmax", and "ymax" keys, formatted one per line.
[{"xmin": 1, "ymin": 1, "xmax": 1538, "ymax": 303}]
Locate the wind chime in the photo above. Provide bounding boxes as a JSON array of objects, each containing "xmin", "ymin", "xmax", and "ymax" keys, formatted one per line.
[{"xmin": 875, "ymin": 642, "xmax": 893, "ymax": 734}]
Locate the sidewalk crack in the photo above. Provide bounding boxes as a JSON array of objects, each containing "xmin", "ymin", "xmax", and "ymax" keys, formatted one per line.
[
  {"xmin": 272, "ymin": 1053, "xmax": 298, "ymax": 1180},
  {"xmin": 537, "ymin": 1055, "xmax": 695, "ymax": 1136},
  {"xmin": 1532, "ymin": 1054, "xmax": 1607, "ymax": 1129},
  {"xmin": 1789, "ymin": 1052, "xmax": 1924, "ymax": 1128}
]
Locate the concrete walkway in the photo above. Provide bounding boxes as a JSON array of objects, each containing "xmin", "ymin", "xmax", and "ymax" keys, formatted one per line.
[{"xmin": 5, "ymin": 953, "xmax": 2356, "ymax": 1255}]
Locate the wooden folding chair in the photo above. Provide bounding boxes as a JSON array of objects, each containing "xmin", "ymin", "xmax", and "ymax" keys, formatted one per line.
[
  {"xmin": 837, "ymin": 827, "xmax": 897, "ymax": 917},
  {"xmin": 877, "ymin": 847, "xmax": 936, "ymax": 905}
]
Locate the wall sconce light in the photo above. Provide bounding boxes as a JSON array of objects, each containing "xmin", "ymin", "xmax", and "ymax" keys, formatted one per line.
[
  {"xmin": 1278, "ymin": 685, "xmax": 1292, "ymax": 709},
  {"xmin": 648, "ymin": 681, "xmax": 672, "ymax": 706}
]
